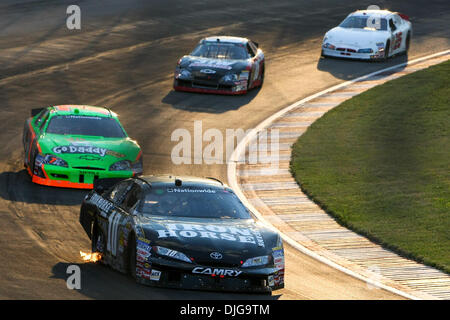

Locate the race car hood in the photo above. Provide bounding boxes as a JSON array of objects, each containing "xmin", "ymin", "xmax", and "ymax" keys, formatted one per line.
[
  {"xmin": 137, "ymin": 216, "xmax": 279, "ymax": 266},
  {"xmin": 179, "ymin": 56, "xmax": 250, "ymax": 75},
  {"xmin": 39, "ymin": 133, "xmax": 141, "ymax": 166},
  {"xmin": 325, "ymin": 27, "xmax": 388, "ymax": 47}
]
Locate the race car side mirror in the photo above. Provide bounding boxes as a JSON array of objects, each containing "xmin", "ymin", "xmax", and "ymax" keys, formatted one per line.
[
  {"xmin": 31, "ymin": 108, "xmax": 45, "ymax": 117},
  {"xmin": 94, "ymin": 178, "xmax": 126, "ymax": 194}
]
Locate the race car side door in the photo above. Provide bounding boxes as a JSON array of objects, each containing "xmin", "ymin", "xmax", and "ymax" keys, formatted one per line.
[{"xmin": 388, "ymin": 15, "xmax": 406, "ymax": 55}]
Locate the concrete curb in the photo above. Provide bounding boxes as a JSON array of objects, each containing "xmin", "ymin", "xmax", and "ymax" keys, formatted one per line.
[{"xmin": 227, "ymin": 50, "xmax": 450, "ymax": 300}]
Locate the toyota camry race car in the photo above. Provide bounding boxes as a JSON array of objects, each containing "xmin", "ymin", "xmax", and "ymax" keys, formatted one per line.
[
  {"xmin": 79, "ymin": 175, "xmax": 285, "ymax": 293},
  {"xmin": 173, "ymin": 36, "xmax": 265, "ymax": 95},
  {"xmin": 322, "ymin": 9, "xmax": 412, "ymax": 60},
  {"xmin": 23, "ymin": 105, "xmax": 143, "ymax": 189}
]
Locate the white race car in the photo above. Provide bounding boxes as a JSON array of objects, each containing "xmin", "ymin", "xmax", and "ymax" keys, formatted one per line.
[{"xmin": 322, "ymin": 9, "xmax": 412, "ymax": 61}]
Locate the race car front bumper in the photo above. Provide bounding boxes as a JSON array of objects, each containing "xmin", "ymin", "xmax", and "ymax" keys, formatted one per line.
[
  {"xmin": 174, "ymin": 79, "xmax": 248, "ymax": 95},
  {"xmin": 136, "ymin": 256, "xmax": 284, "ymax": 293},
  {"xmin": 28, "ymin": 163, "xmax": 135, "ymax": 189},
  {"xmin": 322, "ymin": 46, "xmax": 386, "ymax": 60}
]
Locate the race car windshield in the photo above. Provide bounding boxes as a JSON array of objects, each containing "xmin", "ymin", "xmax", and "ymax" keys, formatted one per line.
[
  {"xmin": 339, "ymin": 16, "xmax": 387, "ymax": 31},
  {"xmin": 191, "ymin": 42, "xmax": 249, "ymax": 60},
  {"xmin": 46, "ymin": 115, "xmax": 126, "ymax": 138},
  {"xmin": 141, "ymin": 187, "xmax": 252, "ymax": 219}
]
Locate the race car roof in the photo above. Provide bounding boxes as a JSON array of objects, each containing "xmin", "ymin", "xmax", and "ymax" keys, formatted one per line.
[
  {"xmin": 139, "ymin": 175, "xmax": 227, "ymax": 189},
  {"xmin": 203, "ymin": 36, "xmax": 248, "ymax": 44},
  {"xmin": 351, "ymin": 9, "xmax": 393, "ymax": 18},
  {"xmin": 50, "ymin": 105, "xmax": 117, "ymax": 118}
]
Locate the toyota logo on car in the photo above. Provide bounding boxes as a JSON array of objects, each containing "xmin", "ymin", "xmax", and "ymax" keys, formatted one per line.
[{"xmin": 210, "ymin": 252, "xmax": 223, "ymax": 260}]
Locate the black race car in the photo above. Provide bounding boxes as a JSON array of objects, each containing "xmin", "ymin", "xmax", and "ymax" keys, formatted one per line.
[
  {"xmin": 79, "ymin": 175, "xmax": 285, "ymax": 293},
  {"xmin": 173, "ymin": 36, "xmax": 265, "ymax": 95}
]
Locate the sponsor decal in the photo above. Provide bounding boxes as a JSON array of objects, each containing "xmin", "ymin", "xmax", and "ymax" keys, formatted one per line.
[
  {"xmin": 268, "ymin": 275, "xmax": 275, "ymax": 287},
  {"xmin": 137, "ymin": 238, "xmax": 151, "ymax": 252},
  {"xmin": 192, "ymin": 267, "xmax": 242, "ymax": 277},
  {"xmin": 150, "ymin": 269, "xmax": 161, "ymax": 281},
  {"xmin": 52, "ymin": 144, "xmax": 125, "ymax": 158},
  {"xmin": 155, "ymin": 223, "xmax": 265, "ymax": 247},
  {"xmin": 189, "ymin": 59, "xmax": 234, "ymax": 70},
  {"xmin": 200, "ymin": 69, "xmax": 216, "ymax": 74},
  {"xmin": 53, "ymin": 145, "xmax": 108, "ymax": 157},
  {"xmin": 167, "ymin": 188, "xmax": 216, "ymax": 193},
  {"xmin": 90, "ymin": 193, "xmax": 114, "ymax": 215}
]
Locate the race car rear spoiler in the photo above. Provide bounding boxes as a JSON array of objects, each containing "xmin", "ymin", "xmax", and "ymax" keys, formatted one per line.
[
  {"xmin": 93, "ymin": 177, "xmax": 127, "ymax": 193},
  {"xmin": 397, "ymin": 13, "xmax": 410, "ymax": 21}
]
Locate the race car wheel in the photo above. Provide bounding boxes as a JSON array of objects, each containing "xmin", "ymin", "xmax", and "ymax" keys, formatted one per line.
[
  {"xmin": 383, "ymin": 40, "xmax": 390, "ymax": 61},
  {"xmin": 405, "ymin": 33, "xmax": 411, "ymax": 53},
  {"xmin": 247, "ymin": 71, "xmax": 252, "ymax": 90},
  {"xmin": 127, "ymin": 232, "xmax": 137, "ymax": 280},
  {"xmin": 260, "ymin": 65, "xmax": 265, "ymax": 87},
  {"xmin": 91, "ymin": 222, "xmax": 106, "ymax": 257}
]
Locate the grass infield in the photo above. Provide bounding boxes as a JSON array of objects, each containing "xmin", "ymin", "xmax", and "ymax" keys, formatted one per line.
[{"xmin": 290, "ymin": 60, "xmax": 450, "ymax": 273}]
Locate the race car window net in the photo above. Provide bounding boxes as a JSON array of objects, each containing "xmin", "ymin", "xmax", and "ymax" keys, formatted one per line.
[
  {"xmin": 191, "ymin": 42, "xmax": 249, "ymax": 60},
  {"xmin": 141, "ymin": 187, "xmax": 252, "ymax": 219},
  {"xmin": 45, "ymin": 115, "xmax": 126, "ymax": 138},
  {"xmin": 339, "ymin": 16, "xmax": 387, "ymax": 31}
]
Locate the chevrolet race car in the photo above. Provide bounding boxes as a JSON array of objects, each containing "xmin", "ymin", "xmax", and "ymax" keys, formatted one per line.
[
  {"xmin": 22, "ymin": 105, "xmax": 143, "ymax": 189},
  {"xmin": 322, "ymin": 9, "xmax": 412, "ymax": 60},
  {"xmin": 173, "ymin": 36, "xmax": 265, "ymax": 95},
  {"xmin": 79, "ymin": 175, "xmax": 285, "ymax": 293}
]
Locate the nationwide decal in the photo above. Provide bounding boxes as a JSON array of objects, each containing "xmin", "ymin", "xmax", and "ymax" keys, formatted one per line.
[
  {"xmin": 167, "ymin": 188, "xmax": 216, "ymax": 193},
  {"xmin": 192, "ymin": 267, "xmax": 242, "ymax": 277},
  {"xmin": 155, "ymin": 223, "xmax": 265, "ymax": 247}
]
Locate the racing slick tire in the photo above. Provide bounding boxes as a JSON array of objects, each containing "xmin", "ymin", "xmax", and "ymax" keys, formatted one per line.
[
  {"xmin": 91, "ymin": 221, "xmax": 106, "ymax": 262},
  {"xmin": 382, "ymin": 40, "xmax": 391, "ymax": 62},
  {"xmin": 127, "ymin": 232, "xmax": 137, "ymax": 280},
  {"xmin": 405, "ymin": 32, "xmax": 411, "ymax": 54},
  {"xmin": 259, "ymin": 65, "xmax": 265, "ymax": 87}
]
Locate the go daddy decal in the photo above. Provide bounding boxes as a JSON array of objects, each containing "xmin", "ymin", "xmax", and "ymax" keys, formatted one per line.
[
  {"xmin": 155, "ymin": 223, "xmax": 265, "ymax": 247},
  {"xmin": 52, "ymin": 144, "xmax": 126, "ymax": 158}
]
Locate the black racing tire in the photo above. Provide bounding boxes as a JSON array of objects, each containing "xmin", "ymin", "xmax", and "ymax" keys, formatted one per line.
[
  {"xmin": 128, "ymin": 232, "xmax": 137, "ymax": 280},
  {"xmin": 405, "ymin": 32, "xmax": 411, "ymax": 53},
  {"xmin": 382, "ymin": 40, "xmax": 390, "ymax": 62},
  {"xmin": 91, "ymin": 221, "xmax": 106, "ymax": 258},
  {"xmin": 259, "ymin": 65, "xmax": 265, "ymax": 87}
]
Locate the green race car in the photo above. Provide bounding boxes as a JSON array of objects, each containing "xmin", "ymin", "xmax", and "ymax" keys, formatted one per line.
[{"xmin": 22, "ymin": 105, "xmax": 143, "ymax": 189}]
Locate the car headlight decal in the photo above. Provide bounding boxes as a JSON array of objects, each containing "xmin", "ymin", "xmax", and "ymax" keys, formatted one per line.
[
  {"xmin": 109, "ymin": 159, "xmax": 131, "ymax": 171},
  {"xmin": 177, "ymin": 69, "xmax": 192, "ymax": 80},
  {"xmin": 152, "ymin": 245, "xmax": 192, "ymax": 263},
  {"xmin": 37, "ymin": 154, "xmax": 68, "ymax": 168},
  {"xmin": 221, "ymin": 73, "xmax": 239, "ymax": 82},
  {"xmin": 241, "ymin": 255, "xmax": 270, "ymax": 268}
]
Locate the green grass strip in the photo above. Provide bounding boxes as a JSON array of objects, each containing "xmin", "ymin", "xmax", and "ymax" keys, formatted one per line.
[{"xmin": 290, "ymin": 60, "xmax": 450, "ymax": 273}]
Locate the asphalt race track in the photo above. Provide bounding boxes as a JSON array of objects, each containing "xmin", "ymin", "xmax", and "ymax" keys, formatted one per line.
[{"xmin": 0, "ymin": 0, "xmax": 448, "ymax": 299}]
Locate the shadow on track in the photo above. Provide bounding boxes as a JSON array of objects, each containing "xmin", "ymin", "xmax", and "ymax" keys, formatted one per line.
[
  {"xmin": 162, "ymin": 87, "xmax": 261, "ymax": 114},
  {"xmin": 0, "ymin": 170, "xmax": 88, "ymax": 206},
  {"xmin": 317, "ymin": 53, "xmax": 409, "ymax": 80},
  {"xmin": 51, "ymin": 261, "xmax": 281, "ymax": 300}
]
